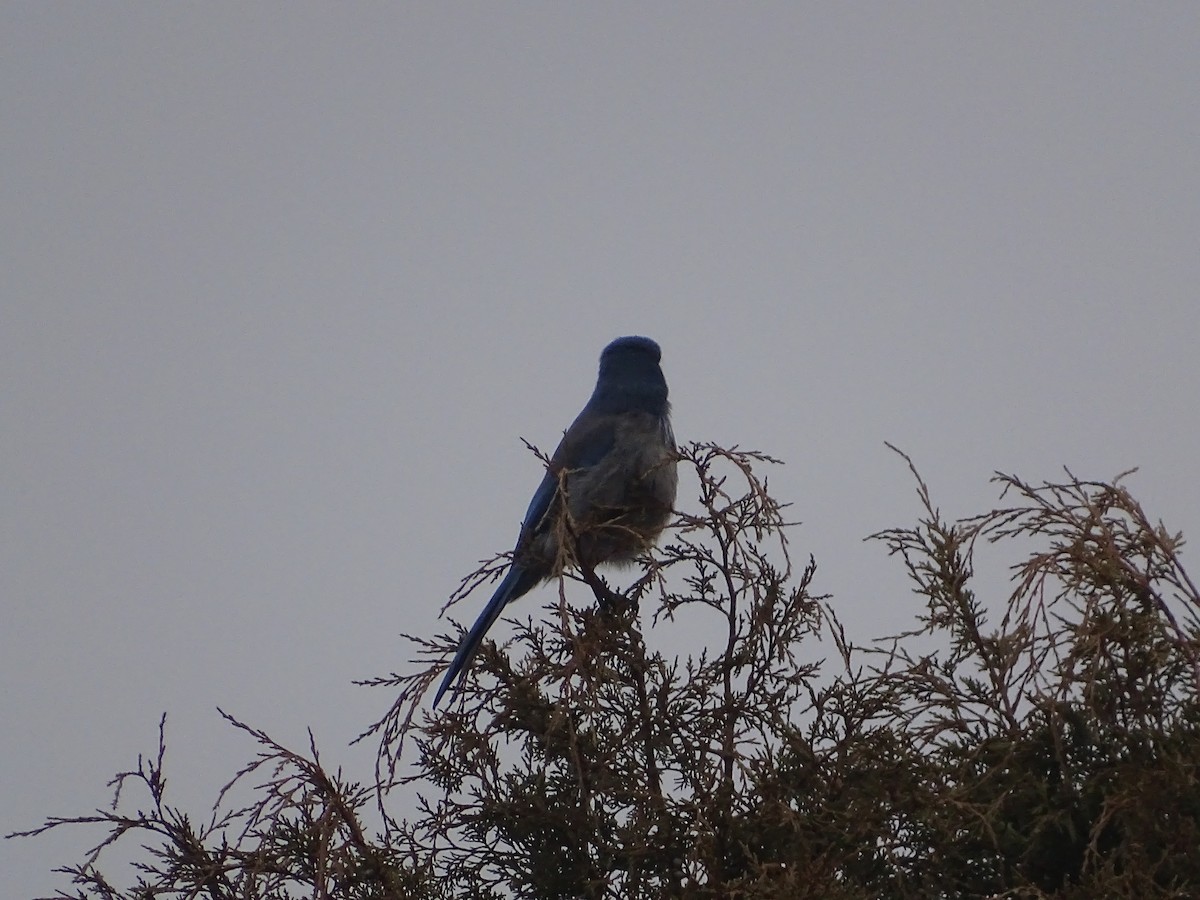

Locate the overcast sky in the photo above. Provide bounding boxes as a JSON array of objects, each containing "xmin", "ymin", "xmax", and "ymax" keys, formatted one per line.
[{"xmin": 4, "ymin": 5, "xmax": 1198, "ymax": 894}]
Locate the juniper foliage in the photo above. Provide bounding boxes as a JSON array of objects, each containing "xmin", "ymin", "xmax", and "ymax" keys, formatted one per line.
[{"xmin": 13, "ymin": 443, "xmax": 1200, "ymax": 899}]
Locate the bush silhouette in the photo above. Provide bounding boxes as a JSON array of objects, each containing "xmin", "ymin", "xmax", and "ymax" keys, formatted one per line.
[{"xmin": 13, "ymin": 443, "xmax": 1200, "ymax": 899}]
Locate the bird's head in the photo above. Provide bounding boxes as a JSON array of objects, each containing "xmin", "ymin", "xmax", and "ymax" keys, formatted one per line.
[{"xmin": 591, "ymin": 335, "xmax": 669, "ymax": 415}]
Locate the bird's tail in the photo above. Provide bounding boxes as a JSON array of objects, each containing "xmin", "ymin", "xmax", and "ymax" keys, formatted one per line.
[{"xmin": 432, "ymin": 564, "xmax": 539, "ymax": 707}]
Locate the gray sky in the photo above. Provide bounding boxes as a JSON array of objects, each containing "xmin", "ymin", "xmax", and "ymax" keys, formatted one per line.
[{"xmin": 4, "ymin": 5, "xmax": 1198, "ymax": 894}]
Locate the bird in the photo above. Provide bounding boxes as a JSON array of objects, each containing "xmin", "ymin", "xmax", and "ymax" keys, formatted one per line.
[{"xmin": 433, "ymin": 335, "xmax": 677, "ymax": 707}]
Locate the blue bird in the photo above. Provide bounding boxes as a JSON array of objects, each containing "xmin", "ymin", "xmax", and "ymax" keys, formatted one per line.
[{"xmin": 433, "ymin": 336, "xmax": 677, "ymax": 707}]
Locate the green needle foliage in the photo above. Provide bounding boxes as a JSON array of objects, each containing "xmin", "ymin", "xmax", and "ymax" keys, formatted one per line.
[{"xmin": 12, "ymin": 443, "xmax": 1200, "ymax": 899}]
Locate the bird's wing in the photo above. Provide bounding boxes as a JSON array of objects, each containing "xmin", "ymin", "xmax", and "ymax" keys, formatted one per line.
[
  {"xmin": 517, "ymin": 467, "xmax": 558, "ymax": 539},
  {"xmin": 432, "ymin": 413, "xmax": 617, "ymax": 708},
  {"xmin": 554, "ymin": 409, "xmax": 618, "ymax": 470},
  {"xmin": 517, "ymin": 412, "xmax": 617, "ymax": 538}
]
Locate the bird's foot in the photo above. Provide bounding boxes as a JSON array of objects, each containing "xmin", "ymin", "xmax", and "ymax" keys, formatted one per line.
[{"xmin": 577, "ymin": 561, "xmax": 632, "ymax": 611}]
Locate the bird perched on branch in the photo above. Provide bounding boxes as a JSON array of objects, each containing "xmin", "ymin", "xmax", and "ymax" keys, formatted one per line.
[{"xmin": 433, "ymin": 336, "xmax": 677, "ymax": 707}]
